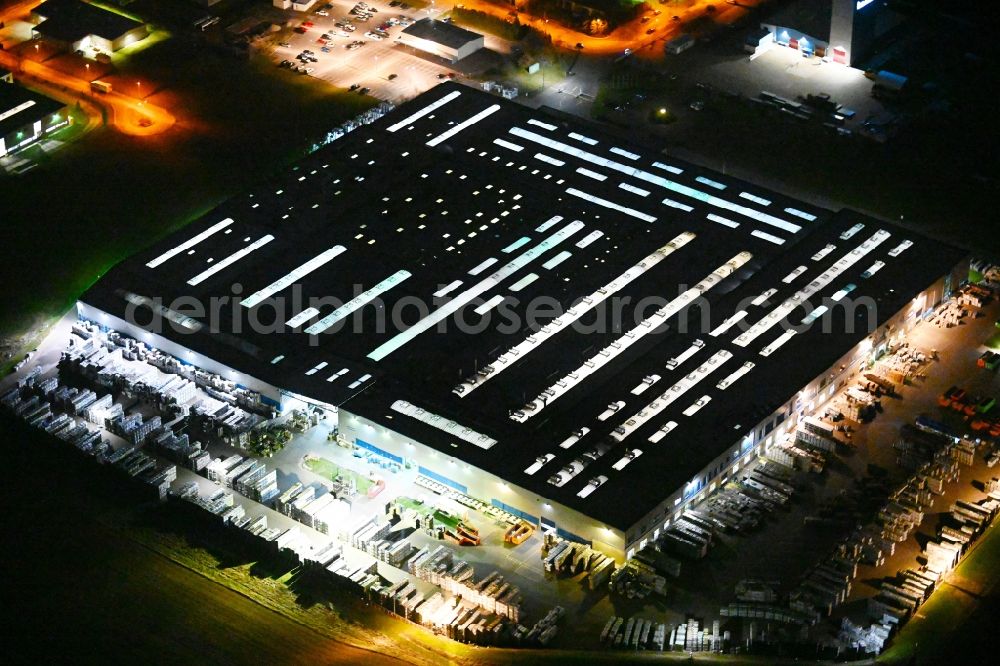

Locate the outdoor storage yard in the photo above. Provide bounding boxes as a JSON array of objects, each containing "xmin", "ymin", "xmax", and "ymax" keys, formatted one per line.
[{"xmin": 6, "ymin": 281, "xmax": 1000, "ymax": 656}]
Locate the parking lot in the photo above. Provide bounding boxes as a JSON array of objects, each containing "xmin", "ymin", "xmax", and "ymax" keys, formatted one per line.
[{"xmin": 264, "ymin": 1, "xmax": 466, "ymax": 101}]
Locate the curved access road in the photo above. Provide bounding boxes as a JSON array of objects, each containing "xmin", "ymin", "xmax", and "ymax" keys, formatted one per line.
[
  {"xmin": 0, "ymin": 50, "xmax": 175, "ymax": 136},
  {"xmin": 447, "ymin": 0, "xmax": 759, "ymax": 57}
]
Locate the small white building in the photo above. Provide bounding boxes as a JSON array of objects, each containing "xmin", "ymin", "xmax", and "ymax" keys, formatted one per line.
[
  {"xmin": 399, "ymin": 18, "xmax": 484, "ymax": 63},
  {"xmin": 273, "ymin": 0, "xmax": 318, "ymax": 12}
]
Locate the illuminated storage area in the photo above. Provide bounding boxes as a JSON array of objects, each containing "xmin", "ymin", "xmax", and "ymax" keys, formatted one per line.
[
  {"xmin": 30, "ymin": 0, "xmax": 149, "ymax": 54},
  {"xmin": 761, "ymin": 0, "xmax": 901, "ymax": 65},
  {"xmin": 77, "ymin": 83, "xmax": 969, "ymax": 563}
]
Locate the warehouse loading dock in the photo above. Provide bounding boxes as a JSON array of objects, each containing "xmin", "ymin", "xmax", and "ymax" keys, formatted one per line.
[{"xmin": 398, "ymin": 18, "xmax": 484, "ymax": 63}]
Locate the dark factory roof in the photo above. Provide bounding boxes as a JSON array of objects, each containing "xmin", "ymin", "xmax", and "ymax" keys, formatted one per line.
[{"xmin": 81, "ymin": 83, "xmax": 966, "ymax": 530}]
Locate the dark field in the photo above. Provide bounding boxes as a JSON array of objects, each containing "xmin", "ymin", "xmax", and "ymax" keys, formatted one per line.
[{"xmin": 0, "ymin": 33, "xmax": 373, "ymax": 339}]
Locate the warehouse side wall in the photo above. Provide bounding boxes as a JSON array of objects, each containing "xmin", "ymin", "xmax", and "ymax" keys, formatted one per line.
[
  {"xmin": 76, "ymin": 301, "xmax": 284, "ymax": 406},
  {"xmin": 621, "ymin": 259, "xmax": 967, "ymax": 557},
  {"xmin": 337, "ymin": 408, "xmax": 627, "ymax": 561}
]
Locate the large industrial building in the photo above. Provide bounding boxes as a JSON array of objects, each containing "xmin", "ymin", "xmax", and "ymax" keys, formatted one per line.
[
  {"xmin": 760, "ymin": 0, "xmax": 901, "ymax": 65},
  {"xmin": 0, "ymin": 77, "xmax": 71, "ymax": 158},
  {"xmin": 399, "ymin": 19, "xmax": 485, "ymax": 63},
  {"xmin": 77, "ymin": 83, "xmax": 967, "ymax": 561},
  {"xmin": 31, "ymin": 0, "xmax": 149, "ymax": 54}
]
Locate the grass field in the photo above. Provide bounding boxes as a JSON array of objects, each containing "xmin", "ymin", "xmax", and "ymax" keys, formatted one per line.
[
  {"xmin": 879, "ymin": 519, "xmax": 1000, "ymax": 663},
  {"xmin": 3, "ymin": 415, "xmax": 800, "ymax": 665},
  {"xmin": 304, "ymin": 455, "xmax": 374, "ymax": 494},
  {"xmin": 397, "ymin": 495, "xmax": 432, "ymax": 514}
]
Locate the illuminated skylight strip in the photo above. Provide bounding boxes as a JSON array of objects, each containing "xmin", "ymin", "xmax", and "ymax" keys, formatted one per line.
[
  {"xmin": 751, "ymin": 230, "xmax": 785, "ymax": 245},
  {"xmin": 568, "ymin": 132, "xmax": 598, "ymax": 145},
  {"xmin": 286, "ymin": 307, "xmax": 319, "ymax": 328},
  {"xmin": 386, "ymin": 89, "xmax": 461, "ymax": 132},
  {"xmin": 305, "ymin": 270, "xmax": 412, "ymax": 335},
  {"xmin": 241, "ymin": 246, "xmax": 346, "ymax": 307},
  {"xmin": 663, "ymin": 198, "xmax": 694, "ymax": 212},
  {"xmin": 433, "ymin": 280, "xmax": 463, "ymax": 298},
  {"xmin": 525, "ymin": 454, "xmax": 554, "ymax": 475},
  {"xmin": 577, "ymin": 167, "xmax": 607, "ymax": 181},
  {"xmin": 830, "ymin": 283, "xmax": 857, "ymax": 301},
  {"xmin": 760, "ymin": 329, "xmax": 797, "ymax": 357},
  {"xmin": 811, "ymin": 244, "xmax": 836, "ymax": 261},
  {"xmin": 392, "ymin": 400, "xmax": 497, "ymax": 450},
  {"xmin": 707, "ymin": 213, "xmax": 739, "ymax": 228},
  {"xmin": 426, "ymin": 104, "xmax": 500, "ymax": 147},
  {"xmin": 752, "ymin": 288, "xmax": 777, "ymax": 306},
  {"xmin": 696, "ymin": 176, "xmax": 726, "ymax": 190},
  {"xmin": 503, "ymin": 237, "xmax": 531, "ymax": 253},
  {"xmin": 494, "ymin": 138, "xmax": 524, "ymax": 152},
  {"xmin": 801, "ymin": 305, "xmax": 829, "ymax": 325},
  {"xmin": 468, "ymin": 258, "xmax": 498, "ymax": 275},
  {"xmin": 535, "ymin": 152, "xmax": 565, "ymax": 167},
  {"xmin": 782, "ymin": 265, "xmax": 808, "ymax": 283},
  {"xmin": 612, "ymin": 350, "xmax": 732, "ymax": 442},
  {"xmin": 147, "ymin": 218, "xmax": 234, "ymax": 268},
  {"xmin": 734, "ymin": 230, "xmax": 891, "ymax": 348},
  {"xmin": 717, "ymin": 361, "xmax": 754, "ymax": 390},
  {"xmin": 325, "ymin": 367, "xmax": 349, "ymax": 383},
  {"xmin": 682, "ymin": 395, "xmax": 712, "ymax": 417},
  {"xmin": 610, "ymin": 147, "xmax": 640, "ymax": 160},
  {"xmin": 527, "ymin": 119, "xmax": 557, "ymax": 130},
  {"xmin": 785, "ymin": 207, "xmax": 817, "ymax": 221},
  {"xmin": 648, "ymin": 421, "xmax": 678, "ymax": 444},
  {"xmin": 509, "ymin": 127, "xmax": 801, "ymax": 233},
  {"xmin": 305, "ymin": 361, "xmax": 328, "ymax": 376},
  {"xmin": 840, "ymin": 223, "xmax": 864, "ymax": 240},
  {"xmin": 543, "ymin": 251, "xmax": 572, "ymax": 270},
  {"xmin": 620, "ymin": 183, "xmax": 651, "ymax": 197},
  {"xmin": 369, "ymin": 221, "xmax": 586, "ymax": 361},
  {"xmin": 187, "ymin": 235, "xmax": 274, "ymax": 286},
  {"xmin": 0, "ymin": 99, "xmax": 36, "ymax": 123},
  {"xmin": 740, "ymin": 192, "xmax": 771, "ymax": 206},
  {"xmin": 612, "ymin": 449, "xmax": 643, "ymax": 470},
  {"xmin": 652, "ymin": 161, "xmax": 683, "ymax": 175},
  {"xmin": 455, "ymin": 232, "xmax": 696, "ymax": 397},
  {"xmin": 513, "ymin": 252, "xmax": 750, "ymax": 420},
  {"xmin": 861, "ymin": 261, "xmax": 885, "ymax": 278},
  {"xmin": 566, "ymin": 187, "xmax": 657, "ymax": 223},
  {"xmin": 577, "ymin": 475, "xmax": 607, "ymax": 498},
  {"xmin": 888, "ymin": 240, "xmax": 912, "ymax": 257},
  {"xmin": 576, "ymin": 230, "xmax": 603, "ymax": 248},
  {"xmin": 474, "ymin": 294, "xmax": 505, "ymax": 315},
  {"xmin": 709, "ymin": 310, "xmax": 747, "ymax": 337},
  {"xmin": 667, "ymin": 339, "xmax": 705, "ymax": 370},
  {"xmin": 535, "ymin": 215, "xmax": 564, "ymax": 233},
  {"xmin": 509, "ymin": 273, "xmax": 538, "ymax": 292}
]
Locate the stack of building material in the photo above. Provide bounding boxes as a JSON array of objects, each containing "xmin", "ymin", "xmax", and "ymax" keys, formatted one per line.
[{"xmin": 838, "ymin": 618, "xmax": 894, "ymax": 654}]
